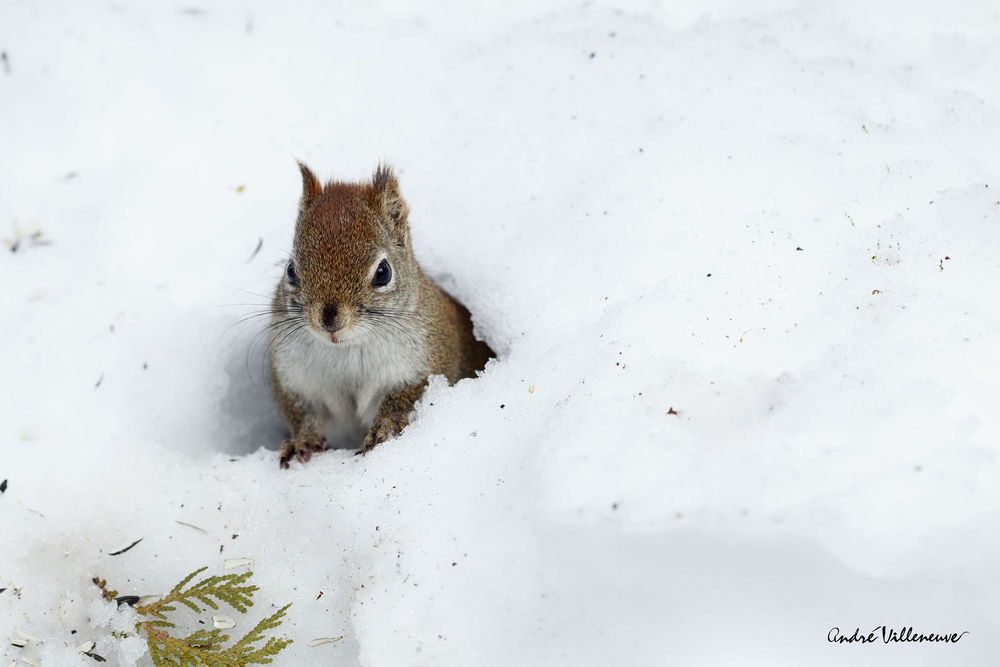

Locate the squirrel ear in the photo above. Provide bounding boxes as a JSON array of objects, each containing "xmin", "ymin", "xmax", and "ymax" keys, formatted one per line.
[
  {"xmin": 371, "ymin": 164, "xmax": 409, "ymax": 224},
  {"xmin": 297, "ymin": 161, "xmax": 322, "ymax": 214}
]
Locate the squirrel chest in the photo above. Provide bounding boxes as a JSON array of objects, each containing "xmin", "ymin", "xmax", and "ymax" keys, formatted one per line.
[{"xmin": 271, "ymin": 325, "xmax": 427, "ymax": 443}]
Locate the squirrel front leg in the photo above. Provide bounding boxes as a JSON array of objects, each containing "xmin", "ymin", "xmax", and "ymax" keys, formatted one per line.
[
  {"xmin": 271, "ymin": 367, "xmax": 328, "ymax": 468},
  {"xmin": 358, "ymin": 376, "xmax": 429, "ymax": 455}
]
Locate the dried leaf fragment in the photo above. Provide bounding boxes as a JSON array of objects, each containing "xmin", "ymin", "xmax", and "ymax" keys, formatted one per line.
[{"xmin": 307, "ymin": 637, "xmax": 343, "ymax": 647}]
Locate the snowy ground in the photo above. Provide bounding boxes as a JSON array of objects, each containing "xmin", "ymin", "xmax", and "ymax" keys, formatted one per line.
[{"xmin": 2, "ymin": 0, "xmax": 1000, "ymax": 665}]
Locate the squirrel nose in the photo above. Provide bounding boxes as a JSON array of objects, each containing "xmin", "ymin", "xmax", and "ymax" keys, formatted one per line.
[{"xmin": 321, "ymin": 303, "xmax": 339, "ymax": 331}]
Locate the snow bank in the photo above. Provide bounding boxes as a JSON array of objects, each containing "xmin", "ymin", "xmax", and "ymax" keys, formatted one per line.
[{"xmin": 2, "ymin": 0, "xmax": 999, "ymax": 665}]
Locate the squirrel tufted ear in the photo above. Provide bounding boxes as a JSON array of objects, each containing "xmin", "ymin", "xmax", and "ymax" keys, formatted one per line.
[
  {"xmin": 297, "ymin": 161, "xmax": 323, "ymax": 214},
  {"xmin": 370, "ymin": 164, "xmax": 409, "ymax": 224}
]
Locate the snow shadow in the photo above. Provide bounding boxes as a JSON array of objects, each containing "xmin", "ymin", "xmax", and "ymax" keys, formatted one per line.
[{"xmin": 217, "ymin": 335, "xmax": 286, "ymax": 456}]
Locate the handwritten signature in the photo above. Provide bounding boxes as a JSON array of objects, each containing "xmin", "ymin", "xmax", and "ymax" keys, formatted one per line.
[{"xmin": 828, "ymin": 626, "xmax": 968, "ymax": 644}]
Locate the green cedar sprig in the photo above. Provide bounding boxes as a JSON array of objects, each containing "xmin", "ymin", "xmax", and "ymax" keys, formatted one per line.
[{"xmin": 120, "ymin": 566, "xmax": 293, "ymax": 665}]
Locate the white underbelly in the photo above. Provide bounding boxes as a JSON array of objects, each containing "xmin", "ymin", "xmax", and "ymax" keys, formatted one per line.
[
  {"xmin": 317, "ymin": 380, "xmax": 387, "ymax": 444},
  {"xmin": 272, "ymin": 328, "xmax": 426, "ymax": 447}
]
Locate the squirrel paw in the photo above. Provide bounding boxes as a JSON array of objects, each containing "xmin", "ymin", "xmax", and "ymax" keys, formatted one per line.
[
  {"xmin": 357, "ymin": 416, "xmax": 407, "ymax": 455},
  {"xmin": 279, "ymin": 435, "xmax": 328, "ymax": 469}
]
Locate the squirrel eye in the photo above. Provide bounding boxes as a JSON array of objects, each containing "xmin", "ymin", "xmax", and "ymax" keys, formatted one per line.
[
  {"xmin": 285, "ymin": 261, "xmax": 299, "ymax": 287},
  {"xmin": 372, "ymin": 259, "xmax": 392, "ymax": 288}
]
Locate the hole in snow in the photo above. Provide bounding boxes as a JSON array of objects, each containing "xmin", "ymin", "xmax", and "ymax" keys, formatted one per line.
[
  {"xmin": 217, "ymin": 337, "xmax": 285, "ymax": 456},
  {"xmin": 218, "ymin": 295, "xmax": 497, "ymax": 456}
]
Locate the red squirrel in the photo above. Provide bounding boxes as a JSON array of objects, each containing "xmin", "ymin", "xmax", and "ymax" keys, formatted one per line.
[{"xmin": 268, "ymin": 164, "xmax": 493, "ymax": 467}]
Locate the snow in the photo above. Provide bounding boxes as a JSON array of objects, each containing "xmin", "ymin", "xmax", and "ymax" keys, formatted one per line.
[{"xmin": 2, "ymin": 0, "xmax": 999, "ymax": 665}]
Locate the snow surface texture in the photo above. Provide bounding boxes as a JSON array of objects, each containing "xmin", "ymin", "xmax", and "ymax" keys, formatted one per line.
[{"xmin": 2, "ymin": 0, "xmax": 999, "ymax": 665}]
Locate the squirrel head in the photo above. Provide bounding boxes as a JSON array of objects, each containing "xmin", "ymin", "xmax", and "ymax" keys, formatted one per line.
[{"xmin": 279, "ymin": 162, "xmax": 422, "ymax": 345}]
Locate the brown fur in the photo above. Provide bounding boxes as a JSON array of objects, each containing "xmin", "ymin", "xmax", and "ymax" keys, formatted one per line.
[{"xmin": 269, "ymin": 163, "xmax": 493, "ymax": 467}]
